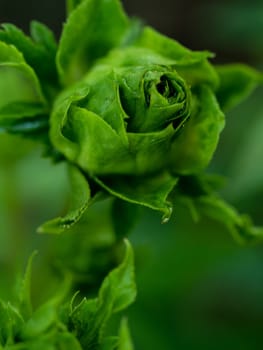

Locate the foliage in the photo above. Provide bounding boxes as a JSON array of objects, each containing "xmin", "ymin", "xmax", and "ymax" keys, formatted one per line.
[{"xmin": 0, "ymin": 241, "xmax": 135, "ymax": 349}]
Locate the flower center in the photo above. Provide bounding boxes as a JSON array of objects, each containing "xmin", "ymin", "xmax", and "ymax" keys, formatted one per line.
[{"xmin": 156, "ymin": 75, "xmax": 176, "ymax": 101}]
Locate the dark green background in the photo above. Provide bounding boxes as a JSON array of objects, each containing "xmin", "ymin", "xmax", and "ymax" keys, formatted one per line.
[
  {"xmin": 0, "ymin": 1, "xmax": 263, "ymax": 349},
  {"xmin": 1, "ymin": 0, "xmax": 262, "ymax": 65}
]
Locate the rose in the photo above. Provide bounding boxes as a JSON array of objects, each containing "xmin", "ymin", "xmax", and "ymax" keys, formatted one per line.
[
  {"xmin": 51, "ymin": 48, "xmax": 194, "ymax": 177},
  {"xmin": 45, "ymin": 0, "xmax": 260, "ymax": 223},
  {"xmin": 49, "ymin": 36, "xmax": 223, "ymax": 221},
  {"xmin": 47, "ymin": 0, "xmax": 228, "ymax": 218},
  {"xmin": 0, "ymin": 0, "xmax": 260, "ymax": 235},
  {"xmin": 117, "ymin": 64, "xmax": 191, "ymax": 133},
  {"xmin": 0, "ymin": 0, "xmax": 226, "ymax": 217}
]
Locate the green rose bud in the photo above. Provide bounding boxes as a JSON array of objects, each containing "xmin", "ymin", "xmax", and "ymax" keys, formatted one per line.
[
  {"xmin": 38, "ymin": 0, "xmax": 263, "ymax": 231},
  {"xmin": 46, "ymin": 0, "xmax": 261, "ymax": 223},
  {"xmin": 118, "ymin": 65, "xmax": 191, "ymax": 133},
  {"xmin": 51, "ymin": 43, "xmax": 196, "ymax": 176}
]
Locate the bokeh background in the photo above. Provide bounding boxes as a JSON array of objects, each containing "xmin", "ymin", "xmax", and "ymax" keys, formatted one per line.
[{"xmin": 0, "ymin": 0, "xmax": 263, "ymax": 349}]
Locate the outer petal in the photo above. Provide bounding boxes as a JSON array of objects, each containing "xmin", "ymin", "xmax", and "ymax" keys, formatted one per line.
[
  {"xmin": 57, "ymin": 0, "xmax": 130, "ymax": 85},
  {"xmin": 170, "ymin": 85, "xmax": 225, "ymax": 174}
]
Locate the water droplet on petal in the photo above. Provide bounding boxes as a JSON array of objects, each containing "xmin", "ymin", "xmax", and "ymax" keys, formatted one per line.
[{"xmin": 161, "ymin": 205, "xmax": 173, "ymax": 224}]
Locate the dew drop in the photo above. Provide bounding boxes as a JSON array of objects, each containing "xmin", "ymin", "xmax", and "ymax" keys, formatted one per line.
[{"xmin": 161, "ymin": 205, "xmax": 173, "ymax": 224}]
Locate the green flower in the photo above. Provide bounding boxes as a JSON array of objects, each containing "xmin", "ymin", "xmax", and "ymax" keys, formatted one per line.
[
  {"xmin": 51, "ymin": 51, "xmax": 194, "ymax": 177},
  {"xmin": 47, "ymin": 0, "xmax": 261, "ymax": 220},
  {"xmin": 118, "ymin": 64, "xmax": 191, "ymax": 133},
  {"xmin": 1, "ymin": 0, "xmax": 261, "ymax": 232}
]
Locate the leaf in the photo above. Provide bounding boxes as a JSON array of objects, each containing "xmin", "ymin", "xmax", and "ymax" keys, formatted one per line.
[
  {"xmin": 216, "ymin": 63, "xmax": 263, "ymax": 111},
  {"xmin": 69, "ymin": 239, "xmax": 136, "ymax": 348},
  {"xmin": 172, "ymin": 171, "xmax": 263, "ymax": 243},
  {"xmin": 194, "ymin": 195, "xmax": 263, "ymax": 244},
  {"xmin": 0, "ymin": 268, "xmax": 74, "ymax": 348},
  {"xmin": 54, "ymin": 331, "xmax": 83, "ymax": 350},
  {"xmin": 0, "ymin": 42, "xmax": 47, "ymax": 128},
  {"xmin": 175, "ymin": 174, "xmax": 263, "ymax": 244},
  {"xmin": 21, "ymin": 275, "xmax": 73, "ymax": 340},
  {"xmin": 170, "ymin": 85, "xmax": 225, "ymax": 174},
  {"xmin": 133, "ymin": 26, "xmax": 219, "ymax": 88},
  {"xmin": 118, "ymin": 318, "xmax": 134, "ymax": 350},
  {"xmin": 4, "ymin": 330, "xmax": 82, "ymax": 350},
  {"xmin": 94, "ymin": 172, "xmax": 177, "ymax": 223},
  {"xmin": 18, "ymin": 251, "xmax": 38, "ymax": 320},
  {"xmin": 57, "ymin": 0, "xmax": 130, "ymax": 85},
  {"xmin": 0, "ymin": 300, "xmax": 24, "ymax": 346},
  {"xmin": 38, "ymin": 165, "xmax": 91, "ymax": 234},
  {"xmin": 134, "ymin": 26, "xmax": 203, "ymax": 61},
  {"xmin": 98, "ymin": 240, "xmax": 136, "ymax": 314},
  {"xmin": 20, "ymin": 301, "xmax": 58, "ymax": 339},
  {"xmin": 1, "ymin": 115, "xmax": 49, "ymax": 136},
  {"xmin": 68, "ymin": 298, "xmax": 98, "ymax": 348},
  {"xmin": 0, "ymin": 22, "xmax": 58, "ymax": 89},
  {"xmin": 30, "ymin": 21, "xmax": 57, "ymax": 58},
  {"xmin": 0, "ymin": 300, "xmax": 10, "ymax": 346}
]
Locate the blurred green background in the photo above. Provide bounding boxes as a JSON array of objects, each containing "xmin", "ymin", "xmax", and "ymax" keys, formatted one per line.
[{"xmin": 0, "ymin": 0, "xmax": 263, "ymax": 349}]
